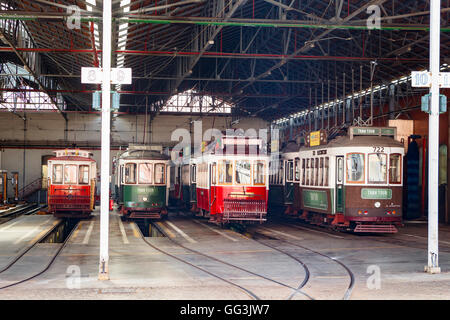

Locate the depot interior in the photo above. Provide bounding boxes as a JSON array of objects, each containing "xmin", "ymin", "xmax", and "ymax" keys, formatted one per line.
[{"xmin": 0, "ymin": 0, "xmax": 449, "ymax": 224}]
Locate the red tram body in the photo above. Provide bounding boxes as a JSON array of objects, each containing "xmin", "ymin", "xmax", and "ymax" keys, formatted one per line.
[
  {"xmin": 47, "ymin": 149, "xmax": 96, "ymax": 218},
  {"xmin": 194, "ymin": 136, "xmax": 269, "ymax": 224}
]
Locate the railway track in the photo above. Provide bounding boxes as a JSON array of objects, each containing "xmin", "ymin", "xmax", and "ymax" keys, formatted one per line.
[
  {"xmin": 138, "ymin": 220, "xmax": 312, "ymax": 300},
  {"xmin": 0, "ymin": 203, "xmax": 44, "ymax": 225},
  {"xmin": 246, "ymin": 227, "xmax": 355, "ymax": 300},
  {"xmin": 0, "ymin": 220, "xmax": 78, "ymax": 290}
]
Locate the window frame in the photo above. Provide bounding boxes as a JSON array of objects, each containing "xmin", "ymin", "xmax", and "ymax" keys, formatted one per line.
[
  {"xmin": 368, "ymin": 153, "xmax": 388, "ymax": 184},
  {"xmin": 52, "ymin": 164, "xmax": 63, "ymax": 184},
  {"xmin": 294, "ymin": 158, "xmax": 300, "ymax": 182},
  {"xmin": 124, "ymin": 162, "xmax": 137, "ymax": 184},
  {"xmin": 235, "ymin": 160, "xmax": 252, "ymax": 186},
  {"xmin": 63, "ymin": 164, "xmax": 78, "ymax": 185},
  {"xmin": 218, "ymin": 160, "xmax": 233, "ymax": 185},
  {"xmin": 154, "ymin": 163, "xmax": 166, "ymax": 185},
  {"xmin": 253, "ymin": 161, "xmax": 266, "ymax": 185},
  {"xmin": 346, "ymin": 153, "xmax": 365, "ymax": 184},
  {"xmin": 78, "ymin": 164, "xmax": 90, "ymax": 185},
  {"xmin": 389, "ymin": 153, "xmax": 402, "ymax": 185},
  {"xmin": 138, "ymin": 162, "xmax": 153, "ymax": 185}
]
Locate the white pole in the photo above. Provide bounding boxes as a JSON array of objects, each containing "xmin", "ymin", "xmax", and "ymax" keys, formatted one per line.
[
  {"xmin": 425, "ymin": 0, "xmax": 441, "ymax": 274},
  {"xmin": 99, "ymin": 0, "xmax": 111, "ymax": 280}
]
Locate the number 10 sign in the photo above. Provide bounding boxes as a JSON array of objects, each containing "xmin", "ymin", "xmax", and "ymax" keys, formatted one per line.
[{"xmin": 411, "ymin": 71, "xmax": 450, "ymax": 88}]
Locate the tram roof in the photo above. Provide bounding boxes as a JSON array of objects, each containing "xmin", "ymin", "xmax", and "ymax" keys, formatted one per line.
[{"xmin": 118, "ymin": 149, "xmax": 170, "ymax": 161}]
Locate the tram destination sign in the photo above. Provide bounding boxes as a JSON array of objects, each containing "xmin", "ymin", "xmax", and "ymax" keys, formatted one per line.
[
  {"xmin": 349, "ymin": 127, "xmax": 396, "ymax": 139},
  {"xmin": 361, "ymin": 188, "xmax": 392, "ymax": 200}
]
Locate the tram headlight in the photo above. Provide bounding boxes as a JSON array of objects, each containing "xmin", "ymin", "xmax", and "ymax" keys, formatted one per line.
[{"xmin": 374, "ymin": 201, "xmax": 381, "ymax": 208}]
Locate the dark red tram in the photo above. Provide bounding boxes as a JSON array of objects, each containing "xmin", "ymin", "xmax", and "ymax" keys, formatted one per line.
[{"xmin": 47, "ymin": 149, "xmax": 96, "ymax": 218}]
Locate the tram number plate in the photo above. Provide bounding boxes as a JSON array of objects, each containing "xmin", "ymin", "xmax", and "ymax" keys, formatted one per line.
[{"xmin": 372, "ymin": 146, "xmax": 384, "ymax": 153}]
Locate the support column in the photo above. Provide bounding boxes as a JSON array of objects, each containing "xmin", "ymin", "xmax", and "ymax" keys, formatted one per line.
[
  {"xmin": 425, "ymin": 0, "xmax": 441, "ymax": 274},
  {"xmin": 99, "ymin": 0, "xmax": 111, "ymax": 280}
]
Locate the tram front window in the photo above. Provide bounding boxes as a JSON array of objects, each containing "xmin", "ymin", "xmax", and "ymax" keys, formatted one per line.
[
  {"xmin": 52, "ymin": 164, "xmax": 63, "ymax": 184},
  {"xmin": 368, "ymin": 153, "xmax": 387, "ymax": 184},
  {"xmin": 219, "ymin": 160, "xmax": 233, "ymax": 184},
  {"xmin": 155, "ymin": 163, "xmax": 166, "ymax": 184},
  {"xmin": 235, "ymin": 160, "xmax": 251, "ymax": 185},
  {"xmin": 254, "ymin": 161, "xmax": 265, "ymax": 185},
  {"xmin": 125, "ymin": 163, "xmax": 137, "ymax": 184},
  {"xmin": 346, "ymin": 153, "xmax": 364, "ymax": 183},
  {"xmin": 389, "ymin": 154, "xmax": 402, "ymax": 184},
  {"xmin": 139, "ymin": 163, "xmax": 153, "ymax": 184},
  {"xmin": 79, "ymin": 165, "xmax": 90, "ymax": 184},
  {"xmin": 64, "ymin": 165, "xmax": 77, "ymax": 184}
]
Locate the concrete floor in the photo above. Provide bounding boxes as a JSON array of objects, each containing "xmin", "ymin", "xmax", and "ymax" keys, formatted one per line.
[{"xmin": 0, "ymin": 208, "xmax": 449, "ymax": 300}]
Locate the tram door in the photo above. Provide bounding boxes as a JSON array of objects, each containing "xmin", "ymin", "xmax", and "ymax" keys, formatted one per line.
[
  {"xmin": 209, "ymin": 163, "xmax": 216, "ymax": 213},
  {"xmin": 284, "ymin": 160, "xmax": 294, "ymax": 204},
  {"xmin": 335, "ymin": 156, "xmax": 344, "ymax": 213}
]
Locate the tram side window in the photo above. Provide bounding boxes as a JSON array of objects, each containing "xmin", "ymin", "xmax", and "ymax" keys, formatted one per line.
[
  {"xmin": 287, "ymin": 161, "xmax": 294, "ymax": 181},
  {"xmin": 346, "ymin": 153, "xmax": 365, "ymax": 183},
  {"xmin": 52, "ymin": 164, "xmax": 63, "ymax": 184},
  {"xmin": 212, "ymin": 163, "xmax": 217, "ymax": 185},
  {"xmin": 219, "ymin": 160, "xmax": 233, "ymax": 184},
  {"xmin": 306, "ymin": 159, "xmax": 310, "ymax": 185},
  {"xmin": 389, "ymin": 154, "xmax": 402, "ymax": 184},
  {"xmin": 319, "ymin": 158, "xmax": 324, "ymax": 186},
  {"xmin": 279, "ymin": 161, "xmax": 284, "ymax": 184},
  {"xmin": 324, "ymin": 157, "xmax": 329, "ymax": 186},
  {"xmin": 310, "ymin": 158, "xmax": 315, "ymax": 186},
  {"xmin": 254, "ymin": 161, "xmax": 265, "ymax": 185},
  {"xmin": 337, "ymin": 157, "xmax": 344, "ymax": 184},
  {"xmin": 236, "ymin": 160, "xmax": 251, "ymax": 185},
  {"xmin": 154, "ymin": 163, "xmax": 165, "ymax": 184},
  {"xmin": 191, "ymin": 164, "xmax": 196, "ymax": 184},
  {"xmin": 64, "ymin": 165, "xmax": 77, "ymax": 184},
  {"xmin": 139, "ymin": 163, "xmax": 153, "ymax": 184},
  {"xmin": 125, "ymin": 163, "xmax": 137, "ymax": 184},
  {"xmin": 294, "ymin": 158, "xmax": 300, "ymax": 182},
  {"xmin": 301, "ymin": 159, "xmax": 306, "ymax": 185},
  {"xmin": 79, "ymin": 165, "xmax": 90, "ymax": 185},
  {"xmin": 368, "ymin": 153, "xmax": 387, "ymax": 184},
  {"xmin": 315, "ymin": 158, "xmax": 319, "ymax": 186}
]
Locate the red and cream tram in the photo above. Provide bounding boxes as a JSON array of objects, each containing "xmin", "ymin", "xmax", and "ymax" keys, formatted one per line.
[
  {"xmin": 47, "ymin": 149, "xmax": 96, "ymax": 218},
  {"xmin": 194, "ymin": 136, "xmax": 269, "ymax": 224}
]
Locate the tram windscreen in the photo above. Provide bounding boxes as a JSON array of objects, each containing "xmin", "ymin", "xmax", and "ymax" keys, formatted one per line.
[
  {"xmin": 52, "ymin": 164, "xmax": 63, "ymax": 184},
  {"xmin": 389, "ymin": 154, "xmax": 402, "ymax": 183},
  {"xmin": 64, "ymin": 165, "xmax": 77, "ymax": 184},
  {"xmin": 254, "ymin": 161, "xmax": 265, "ymax": 185},
  {"xmin": 155, "ymin": 163, "xmax": 165, "ymax": 184},
  {"xmin": 235, "ymin": 161, "xmax": 251, "ymax": 184},
  {"xmin": 368, "ymin": 153, "xmax": 387, "ymax": 183},
  {"xmin": 219, "ymin": 161, "xmax": 233, "ymax": 184},
  {"xmin": 139, "ymin": 163, "xmax": 153, "ymax": 184},
  {"xmin": 346, "ymin": 153, "xmax": 364, "ymax": 183},
  {"xmin": 79, "ymin": 165, "xmax": 90, "ymax": 184},
  {"xmin": 125, "ymin": 163, "xmax": 137, "ymax": 184}
]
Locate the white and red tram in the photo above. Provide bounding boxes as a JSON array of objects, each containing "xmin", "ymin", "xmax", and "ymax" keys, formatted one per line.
[
  {"xmin": 47, "ymin": 149, "xmax": 96, "ymax": 218},
  {"xmin": 194, "ymin": 136, "xmax": 269, "ymax": 224}
]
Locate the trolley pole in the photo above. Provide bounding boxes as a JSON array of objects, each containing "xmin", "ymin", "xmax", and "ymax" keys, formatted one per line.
[
  {"xmin": 425, "ymin": 0, "xmax": 441, "ymax": 274},
  {"xmin": 99, "ymin": 0, "xmax": 111, "ymax": 280}
]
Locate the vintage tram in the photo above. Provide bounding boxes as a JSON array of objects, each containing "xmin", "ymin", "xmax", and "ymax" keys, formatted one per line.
[
  {"xmin": 194, "ymin": 135, "xmax": 269, "ymax": 224},
  {"xmin": 47, "ymin": 149, "xmax": 96, "ymax": 218},
  {"xmin": 270, "ymin": 127, "xmax": 405, "ymax": 233},
  {"xmin": 115, "ymin": 145, "xmax": 171, "ymax": 219}
]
